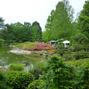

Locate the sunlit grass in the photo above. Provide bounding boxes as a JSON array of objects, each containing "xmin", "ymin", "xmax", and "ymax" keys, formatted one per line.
[{"xmin": 15, "ymin": 42, "xmax": 37, "ymax": 49}]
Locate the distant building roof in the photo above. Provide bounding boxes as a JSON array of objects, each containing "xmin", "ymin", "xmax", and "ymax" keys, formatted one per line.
[{"xmin": 63, "ymin": 40, "xmax": 70, "ymax": 44}]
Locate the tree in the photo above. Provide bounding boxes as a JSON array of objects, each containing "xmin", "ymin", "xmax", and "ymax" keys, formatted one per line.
[
  {"xmin": 0, "ymin": 17, "xmax": 6, "ymax": 30},
  {"xmin": 0, "ymin": 17, "xmax": 4, "ymax": 25},
  {"xmin": 78, "ymin": 0, "xmax": 89, "ymax": 40},
  {"xmin": 44, "ymin": 0, "xmax": 74, "ymax": 41},
  {"xmin": 0, "ymin": 21, "xmax": 42, "ymax": 44},
  {"xmin": 31, "ymin": 21, "xmax": 42, "ymax": 42},
  {"xmin": 0, "ymin": 22, "xmax": 32, "ymax": 44}
]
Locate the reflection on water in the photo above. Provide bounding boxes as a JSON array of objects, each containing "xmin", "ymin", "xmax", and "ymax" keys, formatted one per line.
[
  {"xmin": 22, "ymin": 61, "xmax": 34, "ymax": 72},
  {"xmin": 24, "ymin": 64, "xmax": 33, "ymax": 72}
]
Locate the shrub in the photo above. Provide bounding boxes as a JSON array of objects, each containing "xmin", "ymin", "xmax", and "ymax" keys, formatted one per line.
[
  {"xmin": 44, "ymin": 56, "xmax": 75, "ymax": 89},
  {"xmin": 72, "ymin": 67, "xmax": 89, "ymax": 89},
  {"xmin": 63, "ymin": 53, "xmax": 74, "ymax": 60},
  {"xmin": 0, "ymin": 39, "xmax": 5, "ymax": 47},
  {"xmin": 73, "ymin": 51, "xmax": 89, "ymax": 60},
  {"xmin": 31, "ymin": 68, "xmax": 42, "ymax": 80},
  {"xmin": 6, "ymin": 71, "xmax": 33, "ymax": 89},
  {"xmin": 31, "ymin": 61, "xmax": 48, "ymax": 80},
  {"xmin": 0, "ymin": 72, "xmax": 11, "ymax": 89},
  {"xmin": 82, "ymin": 67, "xmax": 89, "ymax": 89},
  {"xmin": 9, "ymin": 64, "xmax": 24, "ymax": 71},
  {"xmin": 27, "ymin": 79, "xmax": 45, "ymax": 89}
]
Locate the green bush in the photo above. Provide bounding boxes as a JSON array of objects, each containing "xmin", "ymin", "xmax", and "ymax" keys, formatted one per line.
[
  {"xmin": 0, "ymin": 39, "xmax": 5, "ymax": 47},
  {"xmin": 6, "ymin": 71, "xmax": 33, "ymax": 89},
  {"xmin": 44, "ymin": 56, "xmax": 75, "ymax": 89},
  {"xmin": 27, "ymin": 79, "xmax": 45, "ymax": 89},
  {"xmin": 0, "ymin": 72, "xmax": 11, "ymax": 89},
  {"xmin": 72, "ymin": 67, "xmax": 89, "ymax": 89},
  {"xmin": 31, "ymin": 68, "xmax": 42, "ymax": 80},
  {"xmin": 9, "ymin": 64, "xmax": 24, "ymax": 71},
  {"xmin": 73, "ymin": 51, "xmax": 89, "ymax": 60},
  {"xmin": 82, "ymin": 67, "xmax": 89, "ymax": 89},
  {"xmin": 63, "ymin": 53, "xmax": 74, "ymax": 60}
]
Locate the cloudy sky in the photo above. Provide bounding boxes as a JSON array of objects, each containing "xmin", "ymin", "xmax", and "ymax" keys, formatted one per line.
[{"xmin": 0, "ymin": 0, "xmax": 85, "ymax": 29}]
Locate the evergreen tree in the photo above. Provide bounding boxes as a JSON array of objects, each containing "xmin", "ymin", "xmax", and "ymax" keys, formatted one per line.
[
  {"xmin": 31, "ymin": 21, "xmax": 42, "ymax": 42},
  {"xmin": 44, "ymin": 0, "xmax": 73, "ymax": 41},
  {"xmin": 78, "ymin": 0, "xmax": 89, "ymax": 40}
]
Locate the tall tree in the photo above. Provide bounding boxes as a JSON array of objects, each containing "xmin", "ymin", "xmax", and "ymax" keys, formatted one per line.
[
  {"xmin": 44, "ymin": 0, "xmax": 73, "ymax": 41},
  {"xmin": 31, "ymin": 21, "xmax": 42, "ymax": 42},
  {"xmin": 78, "ymin": 0, "xmax": 89, "ymax": 40}
]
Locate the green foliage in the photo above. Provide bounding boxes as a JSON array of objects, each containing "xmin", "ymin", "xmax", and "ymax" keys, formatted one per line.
[
  {"xmin": 6, "ymin": 71, "xmax": 33, "ymax": 89},
  {"xmin": 0, "ymin": 72, "xmax": 6, "ymax": 89},
  {"xmin": 5, "ymin": 22, "xmax": 31, "ymax": 43},
  {"xmin": 65, "ymin": 59, "xmax": 89, "ymax": 89},
  {"xmin": 0, "ymin": 17, "xmax": 4, "ymax": 27},
  {"xmin": 0, "ymin": 38, "xmax": 5, "ymax": 47},
  {"xmin": 44, "ymin": 0, "xmax": 73, "ymax": 41},
  {"xmin": 27, "ymin": 79, "xmax": 45, "ymax": 89},
  {"xmin": 69, "ymin": 43, "xmax": 89, "ymax": 60},
  {"xmin": 73, "ymin": 51, "xmax": 89, "ymax": 60},
  {"xmin": 0, "ymin": 72, "xmax": 11, "ymax": 89},
  {"xmin": 31, "ymin": 21, "xmax": 42, "ymax": 42},
  {"xmin": 73, "ymin": 33, "xmax": 89, "ymax": 44},
  {"xmin": 0, "ymin": 21, "xmax": 42, "ymax": 44},
  {"xmin": 15, "ymin": 42, "xmax": 36, "ymax": 49},
  {"xmin": 0, "ymin": 17, "xmax": 4, "ymax": 22},
  {"xmin": 56, "ymin": 42, "xmax": 65, "ymax": 56},
  {"xmin": 82, "ymin": 67, "xmax": 89, "ymax": 88},
  {"xmin": 9, "ymin": 64, "xmax": 24, "ymax": 71},
  {"xmin": 78, "ymin": 0, "xmax": 89, "ymax": 40},
  {"xmin": 66, "ymin": 58, "xmax": 89, "ymax": 69},
  {"xmin": 31, "ymin": 68, "xmax": 42, "ymax": 80},
  {"xmin": 72, "ymin": 67, "xmax": 89, "ymax": 89},
  {"xmin": 44, "ymin": 56, "xmax": 75, "ymax": 89}
]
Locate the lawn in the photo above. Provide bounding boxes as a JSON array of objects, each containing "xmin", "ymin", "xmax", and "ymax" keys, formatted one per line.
[{"xmin": 15, "ymin": 42, "xmax": 36, "ymax": 49}]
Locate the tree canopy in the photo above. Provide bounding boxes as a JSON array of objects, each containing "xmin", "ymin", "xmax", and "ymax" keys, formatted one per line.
[
  {"xmin": 43, "ymin": 0, "xmax": 74, "ymax": 41},
  {"xmin": 78, "ymin": 0, "xmax": 89, "ymax": 41},
  {"xmin": 0, "ymin": 21, "xmax": 42, "ymax": 44}
]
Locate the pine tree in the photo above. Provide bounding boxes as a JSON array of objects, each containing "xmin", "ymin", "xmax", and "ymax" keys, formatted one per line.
[{"xmin": 31, "ymin": 21, "xmax": 42, "ymax": 42}]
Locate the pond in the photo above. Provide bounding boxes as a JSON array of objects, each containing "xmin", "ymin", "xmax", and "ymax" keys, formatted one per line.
[
  {"xmin": 0, "ymin": 59, "xmax": 34, "ymax": 72},
  {"xmin": 0, "ymin": 47, "xmax": 46, "ymax": 70}
]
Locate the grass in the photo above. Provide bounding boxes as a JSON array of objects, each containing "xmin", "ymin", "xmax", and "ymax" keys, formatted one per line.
[{"xmin": 15, "ymin": 42, "xmax": 37, "ymax": 49}]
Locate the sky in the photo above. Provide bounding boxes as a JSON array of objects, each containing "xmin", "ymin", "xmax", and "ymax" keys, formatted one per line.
[{"xmin": 0, "ymin": 0, "xmax": 85, "ymax": 29}]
